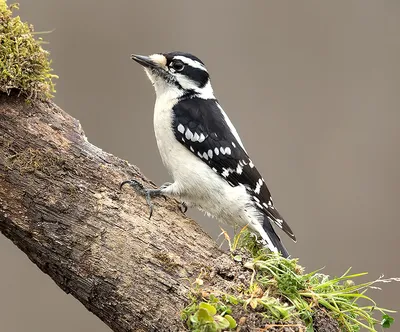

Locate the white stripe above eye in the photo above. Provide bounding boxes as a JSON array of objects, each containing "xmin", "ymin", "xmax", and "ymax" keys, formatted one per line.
[{"xmin": 173, "ymin": 56, "xmax": 208, "ymax": 72}]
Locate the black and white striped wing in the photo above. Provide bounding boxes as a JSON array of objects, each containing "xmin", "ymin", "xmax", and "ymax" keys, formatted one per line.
[{"xmin": 172, "ymin": 97, "xmax": 296, "ymax": 241}]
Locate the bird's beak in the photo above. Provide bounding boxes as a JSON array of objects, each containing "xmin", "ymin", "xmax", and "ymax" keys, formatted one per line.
[
  {"xmin": 131, "ymin": 54, "xmax": 167, "ymax": 69},
  {"xmin": 131, "ymin": 54, "xmax": 158, "ymax": 69}
]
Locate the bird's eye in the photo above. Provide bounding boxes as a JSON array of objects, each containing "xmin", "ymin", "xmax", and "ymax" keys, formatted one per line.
[{"xmin": 171, "ymin": 60, "xmax": 184, "ymax": 72}]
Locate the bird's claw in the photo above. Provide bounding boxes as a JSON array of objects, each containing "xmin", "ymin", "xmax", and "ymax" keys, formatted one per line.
[
  {"xmin": 179, "ymin": 201, "xmax": 188, "ymax": 214},
  {"xmin": 120, "ymin": 179, "xmax": 144, "ymax": 191},
  {"xmin": 120, "ymin": 179, "xmax": 167, "ymax": 219}
]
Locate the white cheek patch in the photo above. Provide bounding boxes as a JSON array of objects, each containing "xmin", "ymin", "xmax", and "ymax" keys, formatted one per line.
[
  {"xmin": 149, "ymin": 54, "xmax": 167, "ymax": 68},
  {"xmin": 175, "ymin": 73, "xmax": 198, "ymax": 90}
]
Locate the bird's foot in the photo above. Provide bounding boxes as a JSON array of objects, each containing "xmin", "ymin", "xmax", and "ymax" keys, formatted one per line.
[
  {"xmin": 120, "ymin": 179, "xmax": 171, "ymax": 219},
  {"xmin": 178, "ymin": 201, "xmax": 188, "ymax": 214}
]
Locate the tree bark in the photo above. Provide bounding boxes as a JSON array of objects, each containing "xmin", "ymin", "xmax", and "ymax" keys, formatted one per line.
[{"xmin": 0, "ymin": 92, "xmax": 234, "ymax": 331}]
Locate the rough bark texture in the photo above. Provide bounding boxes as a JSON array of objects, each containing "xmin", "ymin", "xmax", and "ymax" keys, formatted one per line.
[
  {"xmin": 0, "ymin": 92, "xmax": 231, "ymax": 331},
  {"xmin": 0, "ymin": 93, "xmax": 338, "ymax": 332}
]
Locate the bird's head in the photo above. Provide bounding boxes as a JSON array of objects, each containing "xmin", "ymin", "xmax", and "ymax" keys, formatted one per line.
[{"xmin": 131, "ymin": 51, "xmax": 214, "ymax": 99}]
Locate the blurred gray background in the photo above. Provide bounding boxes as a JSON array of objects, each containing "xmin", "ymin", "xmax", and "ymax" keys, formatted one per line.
[{"xmin": 1, "ymin": 1, "xmax": 399, "ymax": 331}]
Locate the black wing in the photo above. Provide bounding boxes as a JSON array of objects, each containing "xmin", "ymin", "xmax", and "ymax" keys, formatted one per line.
[{"xmin": 172, "ymin": 97, "xmax": 296, "ymax": 241}]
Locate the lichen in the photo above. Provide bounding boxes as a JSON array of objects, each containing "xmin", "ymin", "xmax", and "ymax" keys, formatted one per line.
[{"xmin": 0, "ymin": 0, "xmax": 57, "ymax": 100}]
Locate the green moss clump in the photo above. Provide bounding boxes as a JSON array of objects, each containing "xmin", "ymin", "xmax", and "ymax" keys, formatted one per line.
[
  {"xmin": 182, "ymin": 229, "xmax": 398, "ymax": 331},
  {"xmin": 5, "ymin": 147, "xmax": 65, "ymax": 174},
  {"xmin": 0, "ymin": 0, "xmax": 57, "ymax": 100}
]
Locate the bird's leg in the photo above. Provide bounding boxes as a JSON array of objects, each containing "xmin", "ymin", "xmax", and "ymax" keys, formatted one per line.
[{"xmin": 120, "ymin": 179, "xmax": 172, "ymax": 219}]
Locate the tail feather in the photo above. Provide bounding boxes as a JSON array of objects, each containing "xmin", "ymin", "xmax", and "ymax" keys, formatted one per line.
[{"xmin": 261, "ymin": 216, "xmax": 290, "ymax": 258}]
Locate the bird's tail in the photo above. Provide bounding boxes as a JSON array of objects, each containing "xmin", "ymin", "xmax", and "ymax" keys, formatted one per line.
[{"xmin": 261, "ymin": 216, "xmax": 290, "ymax": 258}]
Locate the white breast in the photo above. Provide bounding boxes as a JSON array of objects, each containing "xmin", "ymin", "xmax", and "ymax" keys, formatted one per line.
[
  {"xmin": 153, "ymin": 91, "xmax": 181, "ymax": 176},
  {"xmin": 152, "ymin": 93, "xmax": 262, "ymax": 230}
]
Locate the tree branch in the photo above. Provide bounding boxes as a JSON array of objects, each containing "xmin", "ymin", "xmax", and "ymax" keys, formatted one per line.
[{"xmin": 0, "ymin": 92, "xmax": 234, "ymax": 331}]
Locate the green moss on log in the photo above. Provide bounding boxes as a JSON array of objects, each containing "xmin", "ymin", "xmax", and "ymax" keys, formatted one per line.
[{"xmin": 0, "ymin": 0, "xmax": 57, "ymax": 100}]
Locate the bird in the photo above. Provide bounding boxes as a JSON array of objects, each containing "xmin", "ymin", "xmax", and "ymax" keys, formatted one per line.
[{"xmin": 120, "ymin": 51, "xmax": 296, "ymax": 258}]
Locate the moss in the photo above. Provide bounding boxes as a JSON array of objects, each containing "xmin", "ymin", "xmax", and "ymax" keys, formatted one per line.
[
  {"xmin": 182, "ymin": 229, "xmax": 398, "ymax": 331},
  {"xmin": 0, "ymin": 0, "xmax": 57, "ymax": 100},
  {"xmin": 5, "ymin": 147, "xmax": 65, "ymax": 174},
  {"xmin": 154, "ymin": 251, "xmax": 181, "ymax": 272}
]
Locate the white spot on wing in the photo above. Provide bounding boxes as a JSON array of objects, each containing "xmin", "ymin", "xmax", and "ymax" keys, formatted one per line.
[
  {"xmin": 232, "ymin": 142, "xmax": 236, "ymax": 148},
  {"xmin": 254, "ymin": 178, "xmax": 263, "ymax": 194},
  {"xmin": 222, "ymin": 168, "xmax": 230, "ymax": 178},
  {"xmin": 221, "ymin": 167, "xmax": 234, "ymax": 178},
  {"xmin": 214, "ymin": 147, "xmax": 219, "ymax": 155},
  {"xmin": 190, "ymin": 146, "xmax": 194, "ymax": 152},
  {"xmin": 256, "ymin": 202, "xmax": 263, "ymax": 209},
  {"xmin": 249, "ymin": 160, "xmax": 255, "ymax": 168},
  {"xmin": 197, "ymin": 151, "xmax": 202, "ymax": 158},
  {"xmin": 177, "ymin": 124, "xmax": 185, "ymax": 134},
  {"xmin": 225, "ymin": 147, "xmax": 231, "ymax": 155},
  {"xmin": 203, "ymin": 152, "xmax": 208, "ymax": 160},
  {"xmin": 208, "ymin": 149, "xmax": 213, "ymax": 158},
  {"xmin": 199, "ymin": 133, "xmax": 206, "ymax": 143},
  {"xmin": 220, "ymin": 147, "xmax": 225, "ymax": 155},
  {"xmin": 185, "ymin": 129, "xmax": 193, "ymax": 140},
  {"xmin": 192, "ymin": 132, "xmax": 199, "ymax": 142},
  {"xmin": 236, "ymin": 164, "xmax": 243, "ymax": 174}
]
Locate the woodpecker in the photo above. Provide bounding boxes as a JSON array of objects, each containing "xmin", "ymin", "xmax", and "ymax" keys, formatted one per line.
[{"xmin": 121, "ymin": 52, "xmax": 296, "ymax": 257}]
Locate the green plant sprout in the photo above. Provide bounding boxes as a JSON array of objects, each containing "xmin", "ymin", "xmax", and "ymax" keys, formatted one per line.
[
  {"xmin": 182, "ymin": 300, "xmax": 237, "ymax": 332},
  {"xmin": 0, "ymin": 0, "xmax": 57, "ymax": 100},
  {"xmin": 182, "ymin": 227, "xmax": 398, "ymax": 331}
]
